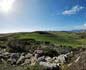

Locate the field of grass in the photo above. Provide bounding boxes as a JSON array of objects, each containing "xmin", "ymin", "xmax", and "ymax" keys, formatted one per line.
[{"xmin": 2, "ymin": 31, "xmax": 85, "ymax": 48}]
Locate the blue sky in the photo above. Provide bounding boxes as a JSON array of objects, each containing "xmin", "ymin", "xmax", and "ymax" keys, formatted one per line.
[{"xmin": 0, "ymin": 0, "xmax": 86, "ymax": 33}]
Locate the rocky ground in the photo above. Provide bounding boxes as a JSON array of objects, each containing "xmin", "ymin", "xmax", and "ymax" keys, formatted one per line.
[
  {"xmin": 0, "ymin": 38, "xmax": 86, "ymax": 70},
  {"xmin": 0, "ymin": 48, "xmax": 73, "ymax": 70},
  {"xmin": 0, "ymin": 47, "xmax": 86, "ymax": 70}
]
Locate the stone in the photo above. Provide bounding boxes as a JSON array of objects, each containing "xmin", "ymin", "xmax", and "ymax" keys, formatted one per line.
[
  {"xmin": 45, "ymin": 56, "xmax": 52, "ymax": 62},
  {"xmin": 10, "ymin": 53, "xmax": 20, "ymax": 59},
  {"xmin": 55, "ymin": 54, "xmax": 67, "ymax": 64},
  {"xmin": 16, "ymin": 54, "xmax": 25, "ymax": 64},
  {"xmin": 24, "ymin": 59, "xmax": 31, "ymax": 64},
  {"xmin": 37, "ymin": 56, "xmax": 45, "ymax": 62},
  {"xmin": 39, "ymin": 62, "xmax": 60, "ymax": 70},
  {"xmin": 1, "ymin": 58, "xmax": 6, "ymax": 63},
  {"xmin": 7, "ymin": 58, "xmax": 16, "ymax": 65},
  {"xmin": 30, "ymin": 57, "xmax": 37, "ymax": 65},
  {"xmin": 25, "ymin": 53, "xmax": 32, "ymax": 59},
  {"xmin": 34, "ymin": 50, "xmax": 44, "ymax": 58}
]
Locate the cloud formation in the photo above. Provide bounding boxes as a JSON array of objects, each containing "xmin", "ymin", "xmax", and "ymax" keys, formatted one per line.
[{"xmin": 62, "ymin": 5, "xmax": 84, "ymax": 15}]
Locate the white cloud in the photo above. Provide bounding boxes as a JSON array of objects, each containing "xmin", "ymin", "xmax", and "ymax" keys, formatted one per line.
[{"xmin": 62, "ymin": 5, "xmax": 84, "ymax": 15}]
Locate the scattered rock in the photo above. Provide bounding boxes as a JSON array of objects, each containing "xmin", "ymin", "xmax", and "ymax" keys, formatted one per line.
[
  {"xmin": 39, "ymin": 62, "xmax": 60, "ymax": 70},
  {"xmin": 25, "ymin": 53, "xmax": 32, "ymax": 59},
  {"xmin": 16, "ymin": 53, "xmax": 25, "ymax": 64},
  {"xmin": 56, "ymin": 54, "xmax": 67, "ymax": 64},
  {"xmin": 31, "ymin": 57, "xmax": 37, "ymax": 65},
  {"xmin": 21, "ymin": 59, "xmax": 31, "ymax": 65},
  {"xmin": 37, "ymin": 56, "xmax": 45, "ymax": 62},
  {"xmin": 7, "ymin": 58, "xmax": 16, "ymax": 65},
  {"xmin": 34, "ymin": 49, "xmax": 44, "ymax": 58},
  {"xmin": 45, "ymin": 56, "xmax": 52, "ymax": 62}
]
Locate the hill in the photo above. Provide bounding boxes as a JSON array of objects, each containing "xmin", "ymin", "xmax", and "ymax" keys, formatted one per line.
[
  {"xmin": 71, "ymin": 29, "xmax": 86, "ymax": 32},
  {"xmin": 0, "ymin": 31, "xmax": 86, "ymax": 48}
]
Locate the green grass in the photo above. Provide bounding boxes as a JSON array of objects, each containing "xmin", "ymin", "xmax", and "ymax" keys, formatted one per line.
[{"xmin": 4, "ymin": 31, "xmax": 85, "ymax": 48}]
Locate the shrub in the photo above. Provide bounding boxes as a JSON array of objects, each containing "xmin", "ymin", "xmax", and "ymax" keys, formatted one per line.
[{"xmin": 43, "ymin": 47, "xmax": 59, "ymax": 57}]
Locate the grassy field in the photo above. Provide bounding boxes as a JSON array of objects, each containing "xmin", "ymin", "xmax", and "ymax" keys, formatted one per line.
[{"xmin": 1, "ymin": 31, "xmax": 85, "ymax": 48}]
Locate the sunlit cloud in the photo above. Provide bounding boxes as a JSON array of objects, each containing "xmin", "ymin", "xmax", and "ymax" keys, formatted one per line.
[{"xmin": 62, "ymin": 5, "xmax": 84, "ymax": 15}]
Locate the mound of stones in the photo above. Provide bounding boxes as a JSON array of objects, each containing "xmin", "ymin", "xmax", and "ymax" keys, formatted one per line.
[{"xmin": 0, "ymin": 48, "xmax": 73, "ymax": 70}]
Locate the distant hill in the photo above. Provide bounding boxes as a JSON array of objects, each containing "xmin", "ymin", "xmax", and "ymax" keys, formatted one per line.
[{"xmin": 71, "ymin": 29, "xmax": 86, "ymax": 32}]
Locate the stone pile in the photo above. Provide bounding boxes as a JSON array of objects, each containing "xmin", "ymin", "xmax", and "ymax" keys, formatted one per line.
[{"xmin": 0, "ymin": 49, "xmax": 73, "ymax": 70}]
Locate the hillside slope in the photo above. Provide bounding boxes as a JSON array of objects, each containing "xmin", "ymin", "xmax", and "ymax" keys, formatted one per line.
[{"xmin": 0, "ymin": 31, "xmax": 86, "ymax": 48}]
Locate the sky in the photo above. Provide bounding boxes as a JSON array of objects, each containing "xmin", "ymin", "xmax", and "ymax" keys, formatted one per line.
[{"xmin": 0, "ymin": 0, "xmax": 86, "ymax": 33}]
